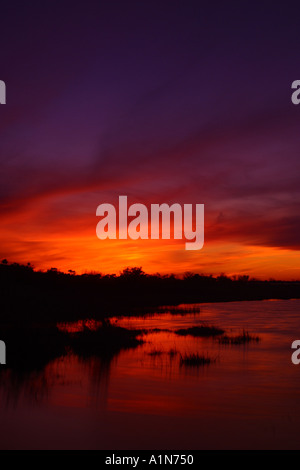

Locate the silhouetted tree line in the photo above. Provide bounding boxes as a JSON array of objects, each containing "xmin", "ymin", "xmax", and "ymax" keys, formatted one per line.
[{"xmin": 0, "ymin": 260, "xmax": 299, "ymax": 324}]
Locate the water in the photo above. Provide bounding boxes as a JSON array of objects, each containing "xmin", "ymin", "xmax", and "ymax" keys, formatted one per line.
[{"xmin": 1, "ymin": 299, "xmax": 300, "ymax": 449}]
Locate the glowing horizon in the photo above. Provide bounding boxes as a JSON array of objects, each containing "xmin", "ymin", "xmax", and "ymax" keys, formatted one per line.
[{"xmin": 1, "ymin": 3, "xmax": 300, "ymax": 281}]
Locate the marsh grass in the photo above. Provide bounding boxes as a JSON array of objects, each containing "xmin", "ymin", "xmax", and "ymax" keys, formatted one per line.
[
  {"xmin": 218, "ymin": 330, "xmax": 260, "ymax": 345},
  {"xmin": 70, "ymin": 324, "xmax": 144, "ymax": 358},
  {"xmin": 179, "ymin": 353, "xmax": 215, "ymax": 367},
  {"xmin": 167, "ymin": 348, "xmax": 179, "ymax": 358},
  {"xmin": 147, "ymin": 347, "xmax": 179, "ymax": 358},
  {"xmin": 146, "ymin": 328, "xmax": 171, "ymax": 334},
  {"xmin": 147, "ymin": 348, "xmax": 164, "ymax": 356},
  {"xmin": 157, "ymin": 305, "xmax": 201, "ymax": 315},
  {"xmin": 175, "ymin": 325, "xmax": 225, "ymax": 337}
]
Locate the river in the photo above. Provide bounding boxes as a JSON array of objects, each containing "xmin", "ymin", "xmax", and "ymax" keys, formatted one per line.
[{"xmin": 0, "ymin": 299, "xmax": 300, "ymax": 449}]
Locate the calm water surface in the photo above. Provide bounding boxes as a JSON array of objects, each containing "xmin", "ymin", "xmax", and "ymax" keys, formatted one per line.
[{"xmin": 1, "ymin": 299, "xmax": 300, "ymax": 449}]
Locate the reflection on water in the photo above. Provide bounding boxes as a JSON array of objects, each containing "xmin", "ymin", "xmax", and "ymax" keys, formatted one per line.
[{"xmin": 1, "ymin": 299, "xmax": 300, "ymax": 449}]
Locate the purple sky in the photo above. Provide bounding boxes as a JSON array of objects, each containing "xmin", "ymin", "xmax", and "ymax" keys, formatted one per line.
[{"xmin": 1, "ymin": 1, "xmax": 300, "ymax": 277}]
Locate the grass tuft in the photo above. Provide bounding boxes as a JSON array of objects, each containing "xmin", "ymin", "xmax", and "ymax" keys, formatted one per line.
[
  {"xmin": 218, "ymin": 330, "xmax": 260, "ymax": 345},
  {"xmin": 175, "ymin": 325, "xmax": 224, "ymax": 337},
  {"xmin": 179, "ymin": 353, "xmax": 215, "ymax": 367}
]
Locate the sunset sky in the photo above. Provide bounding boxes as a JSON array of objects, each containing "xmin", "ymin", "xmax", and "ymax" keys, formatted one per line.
[{"xmin": 1, "ymin": 1, "xmax": 300, "ymax": 279}]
